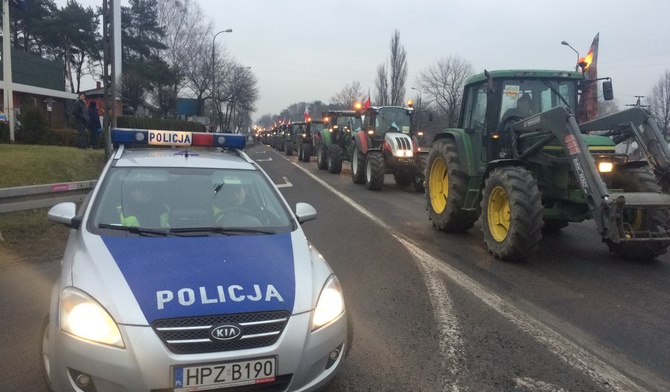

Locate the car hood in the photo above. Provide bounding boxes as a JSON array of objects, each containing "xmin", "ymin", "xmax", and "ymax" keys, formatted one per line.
[{"xmin": 72, "ymin": 231, "xmax": 314, "ymax": 325}]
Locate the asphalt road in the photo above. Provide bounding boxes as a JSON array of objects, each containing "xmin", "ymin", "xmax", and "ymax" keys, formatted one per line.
[{"xmin": 2, "ymin": 142, "xmax": 669, "ymax": 391}]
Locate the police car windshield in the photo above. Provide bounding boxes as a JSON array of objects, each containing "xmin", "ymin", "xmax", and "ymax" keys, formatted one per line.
[{"xmin": 90, "ymin": 167, "xmax": 295, "ymax": 234}]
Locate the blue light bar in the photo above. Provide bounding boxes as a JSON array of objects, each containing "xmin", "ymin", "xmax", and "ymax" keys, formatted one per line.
[{"xmin": 111, "ymin": 128, "xmax": 246, "ymax": 149}]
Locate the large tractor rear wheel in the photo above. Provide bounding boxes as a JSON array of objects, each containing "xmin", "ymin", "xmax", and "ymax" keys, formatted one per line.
[
  {"xmin": 426, "ymin": 138, "xmax": 477, "ymax": 232},
  {"xmin": 413, "ymin": 153, "xmax": 427, "ymax": 193},
  {"xmin": 285, "ymin": 141, "xmax": 293, "ymax": 156},
  {"xmin": 365, "ymin": 151, "xmax": 385, "ymax": 190},
  {"xmin": 607, "ymin": 167, "xmax": 670, "ymax": 260},
  {"xmin": 481, "ymin": 166, "xmax": 544, "ymax": 261},
  {"xmin": 351, "ymin": 148, "xmax": 366, "ymax": 184},
  {"xmin": 328, "ymin": 145, "xmax": 343, "ymax": 174},
  {"xmin": 316, "ymin": 144, "xmax": 328, "ymax": 170}
]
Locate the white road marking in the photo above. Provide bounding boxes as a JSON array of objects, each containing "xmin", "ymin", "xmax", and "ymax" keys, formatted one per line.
[
  {"xmin": 256, "ymin": 157, "xmax": 273, "ymax": 162},
  {"xmin": 398, "ymin": 236, "xmax": 463, "ymax": 392},
  {"xmin": 514, "ymin": 377, "xmax": 568, "ymax": 392},
  {"xmin": 286, "ymin": 152, "xmax": 648, "ymax": 392},
  {"xmin": 275, "ymin": 176, "xmax": 292, "ymax": 188}
]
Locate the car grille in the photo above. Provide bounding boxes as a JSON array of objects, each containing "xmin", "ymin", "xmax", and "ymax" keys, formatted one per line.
[{"xmin": 152, "ymin": 311, "xmax": 290, "ymax": 354}]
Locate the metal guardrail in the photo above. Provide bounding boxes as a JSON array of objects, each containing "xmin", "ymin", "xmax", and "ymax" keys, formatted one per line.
[{"xmin": 0, "ymin": 180, "xmax": 96, "ymax": 214}]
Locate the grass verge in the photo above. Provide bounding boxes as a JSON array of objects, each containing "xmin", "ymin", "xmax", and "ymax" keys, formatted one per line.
[{"xmin": 0, "ymin": 145, "xmax": 106, "ymax": 266}]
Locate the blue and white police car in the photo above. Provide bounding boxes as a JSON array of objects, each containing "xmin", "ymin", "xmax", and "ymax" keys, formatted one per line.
[{"xmin": 42, "ymin": 129, "xmax": 348, "ymax": 392}]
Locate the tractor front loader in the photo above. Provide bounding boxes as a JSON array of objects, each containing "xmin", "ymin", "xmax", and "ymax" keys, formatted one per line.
[
  {"xmin": 510, "ymin": 106, "xmax": 670, "ymax": 260},
  {"xmin": 425, "ymin": 69, "xmax": 670, "ymax": 261}
]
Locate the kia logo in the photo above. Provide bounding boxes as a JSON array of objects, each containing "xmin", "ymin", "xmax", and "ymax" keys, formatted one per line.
[{"xmin": 210, "ymin": 324, "xmax": 242, "ymax": 341}]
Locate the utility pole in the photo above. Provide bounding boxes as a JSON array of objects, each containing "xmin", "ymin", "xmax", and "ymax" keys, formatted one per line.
[
  {"xmin": 102, "ymin": 0, "xmax": 119, "ymax": 159},
  {"xmin": 3, "ymin": 0, "xmax": 15, "ymax": 142}
]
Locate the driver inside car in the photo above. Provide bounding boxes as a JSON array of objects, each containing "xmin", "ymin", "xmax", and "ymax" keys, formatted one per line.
[{"xmin": 213, "ymin": 184, "xmax": 262, "ymax": 226}]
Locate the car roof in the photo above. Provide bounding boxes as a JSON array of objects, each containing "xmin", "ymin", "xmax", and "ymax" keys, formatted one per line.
[{"xmin": 113, "ymin": 148, "xmax": 257, "ymax": 170}]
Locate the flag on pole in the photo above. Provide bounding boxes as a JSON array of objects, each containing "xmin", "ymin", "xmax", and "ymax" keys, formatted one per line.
[
  {"xmin": 363, "ymin": 88, "xmax": 371, "ymax": 109},
  {"xmin": 578, "ymin": 33, "xmax": 599, "ymax": 123},
  {"xmin": 304, "ymin": 105, "xmax": 310, "ymax": 121}
]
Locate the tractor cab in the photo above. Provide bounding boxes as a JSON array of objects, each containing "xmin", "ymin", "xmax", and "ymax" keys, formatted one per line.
[{"xmin": 356, "ymin": 105, "xmax": 413, "ymax": 148}]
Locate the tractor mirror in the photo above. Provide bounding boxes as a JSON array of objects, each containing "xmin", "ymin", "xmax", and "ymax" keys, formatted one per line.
[{"xmin": 602, "ymin": 80, "xmax": 614, "ymax": 101}]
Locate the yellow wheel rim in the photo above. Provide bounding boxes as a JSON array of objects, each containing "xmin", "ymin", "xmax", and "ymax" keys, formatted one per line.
[
  {"xmin": 488, "ymin": 186, "xmax": 511, "ymax": 242},
  {"xmin": 429, "ymin": 157, "xmax": 448, "ymax": 214}
]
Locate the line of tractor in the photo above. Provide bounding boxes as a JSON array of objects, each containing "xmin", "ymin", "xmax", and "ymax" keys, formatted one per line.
[{"xmin": 260, "ymin": 66, "xmax": 670, "ymax": 262}]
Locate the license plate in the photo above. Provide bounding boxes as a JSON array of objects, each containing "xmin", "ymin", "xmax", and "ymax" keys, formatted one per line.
[{"xmin": 173, "ymin": 357, "xmax": 276, "ymax": 391}]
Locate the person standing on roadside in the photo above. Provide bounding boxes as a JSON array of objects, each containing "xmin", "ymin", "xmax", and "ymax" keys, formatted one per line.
[
  {"xmin": 72, "ymin": 92, "xmax": 89, "ymax": 149},
  {"xmin": 87, "ymin": 101, "xmax": 102, "ymax": 149}
]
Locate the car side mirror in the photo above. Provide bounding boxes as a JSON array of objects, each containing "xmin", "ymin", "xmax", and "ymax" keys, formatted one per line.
[
  {"xmin": 295, "ymin": 202, "xmax": 317, "ymax": 224},
  {"xmin": 602, "ymin": 80, "xmax": 614, "ymax": 101},
  {"xmin": 48, "ymin": 202, "xmax": 81, "ymax": 229}
]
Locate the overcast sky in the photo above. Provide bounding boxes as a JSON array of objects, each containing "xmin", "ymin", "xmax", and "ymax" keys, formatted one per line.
[{"xmin": 66, "ymin": 0, "xmax": 670, "ymax": 121}]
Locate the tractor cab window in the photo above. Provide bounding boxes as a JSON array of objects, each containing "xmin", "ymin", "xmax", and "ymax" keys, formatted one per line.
[
  {"xmin": 374, "ymin": 107, "xmax": 411, "ymax": 135},
  {"xmin": 310, "ymin": 122, "xmax": 325, "ymax": 134},
  {"xmin": 499, "ymin": 79, "xmax": 577, "ymax": 121},
  {"xmin": 462, "ymin": 83, "xmax": 487, "ymax": 132}
]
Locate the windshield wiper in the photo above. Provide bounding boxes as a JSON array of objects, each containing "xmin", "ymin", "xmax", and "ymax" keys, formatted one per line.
[
  {"xmin": 98, "ymin": 223, "xmax": 171, "ymax": 237},
  {"xmin": 169, "ymin": 226, "xmax": 275, "ymax": 236},
  {"xmin": 541, "ymin": 80, "xmax": 572, "ymax": 109}
]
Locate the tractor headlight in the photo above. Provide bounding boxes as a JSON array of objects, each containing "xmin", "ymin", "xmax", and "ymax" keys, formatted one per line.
[
  {"xmin": 598, "ymin": 161, "xmax": 613, "ymax": 173},
  {"xmin": 312, "ymin": 275, "xmax": 345, "ymax": 331},
  {"xmin": 394, "ymin": 149, "xmax": 413, "ymax": 158},
  {"xmin": 60, "ymin": 287, "xmax": 124, "ymax": 347}
]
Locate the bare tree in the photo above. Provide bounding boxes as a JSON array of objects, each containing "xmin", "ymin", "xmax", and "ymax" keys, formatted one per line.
[
  {"xmin": 417, "ymin": 55, "xmax": 473, "ymax": 127},
  {"xmin": 374, "ymin": 30, "xmax": 407, "ymax": 107},
  {"xmin": 648, "ymin": 71, "xmax": 670, "ymax": 136},
  {"xmin": 156, "ymin": 0, "xmax": 212, "ymax": 115},
  {"xmin": 223, "ymin": 66, "xmax": 259, "ymax": 132},
  {"xmin": 389, "ymin": 30, "xmax": 407, "ymax": 106},
  {"xmin": 331, "ymin": 81, "xmax": 364, "ymax": 108},
  {"xmin": 375, "ymin": 63, "xmax": 389, "ymax": 106}
]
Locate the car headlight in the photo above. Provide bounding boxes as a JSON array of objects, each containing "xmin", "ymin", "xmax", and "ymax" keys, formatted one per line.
[
  {"xmin": 312, "ymin": 275, "xmax": 345, "ymax": 331},
  {"xmin": 59, "ymin": 287, "xmax": 125, "ymax": 348}
]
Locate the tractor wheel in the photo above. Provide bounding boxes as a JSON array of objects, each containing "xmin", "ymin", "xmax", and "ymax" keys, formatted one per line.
[
  {"xmin": 426, "ymin": 138, "xmax": 477, "ymax": 232},
  {"xmin": 481, "ymin": 166, "xmax": 544, "ymax": 261},
  {"xmin": 351, "ymin": 148, "xmax": 366, "ymax": 184},
  {"xmin": 394, "ymin": 170, "xmax": 413, "ymax": 186},
  {"xmin": 301, "ymin": 143, "xmax": 312, "ymax": 162},
  {"xmin": 414, "ymin": 153, "xmax": 427, "ymax": 193},
  {"xmin": 365, "ymin": 151, "xmax": 385, "ymax": 190},
  {"xmin": 316, "ymin": 144, "xmax": 328, "ymax": 170},
  {"xmin": 606, "ymin": 167, "xmax": 670, "ymax": 260},
  {"xmin": 328, "ymin": 145, "xmax": 343, "ymax": 174},
  {"xmin": 285, "ymin": 141, "xmax": 293, "ymax": 156}
]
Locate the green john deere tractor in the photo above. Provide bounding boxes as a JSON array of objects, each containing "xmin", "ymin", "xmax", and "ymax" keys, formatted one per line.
[
  {"xmin": 425, "ymin": 69, "xmax": 670, "ymax": 261},
  {"xmin": 316, "ymin": 110, "xmax": 361, "ymax": 173}
]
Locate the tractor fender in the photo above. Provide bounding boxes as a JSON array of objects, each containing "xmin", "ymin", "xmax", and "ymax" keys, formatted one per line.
[
  {"xmin": 354, "ymin": 130, "xmax": 370, "ymax": 154},
  {"xmin": 383, "ymin": 132, "xmax": 413, "ymax": 156},
  {"xmin": 432, "ymin": 129, "xmax": 480, "ymax": 177},
  {"xmin": 482, "ymin": 159, "xmax": 529, "ymax": 181},
  {"xmin": 318, "ymin": 130, "xmax": 331, "ymax": 147}
]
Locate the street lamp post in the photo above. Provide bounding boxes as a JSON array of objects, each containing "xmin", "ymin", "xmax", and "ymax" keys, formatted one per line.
[
  {"xmin": 561, "ymin": 40, "xmax": 580, "ymax": 72},
  {"xmin": 211, "ymin": 29, "xmax": 232, "ymax": 132},
  {"xmin": 411, "ymin": 87, "xmax": 422, "ymax": 106}
]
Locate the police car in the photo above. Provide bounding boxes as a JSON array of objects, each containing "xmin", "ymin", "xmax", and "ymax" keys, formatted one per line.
[{"xmin": 42, "ymin": 129, "xmax": 348, "ymax": 392}]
